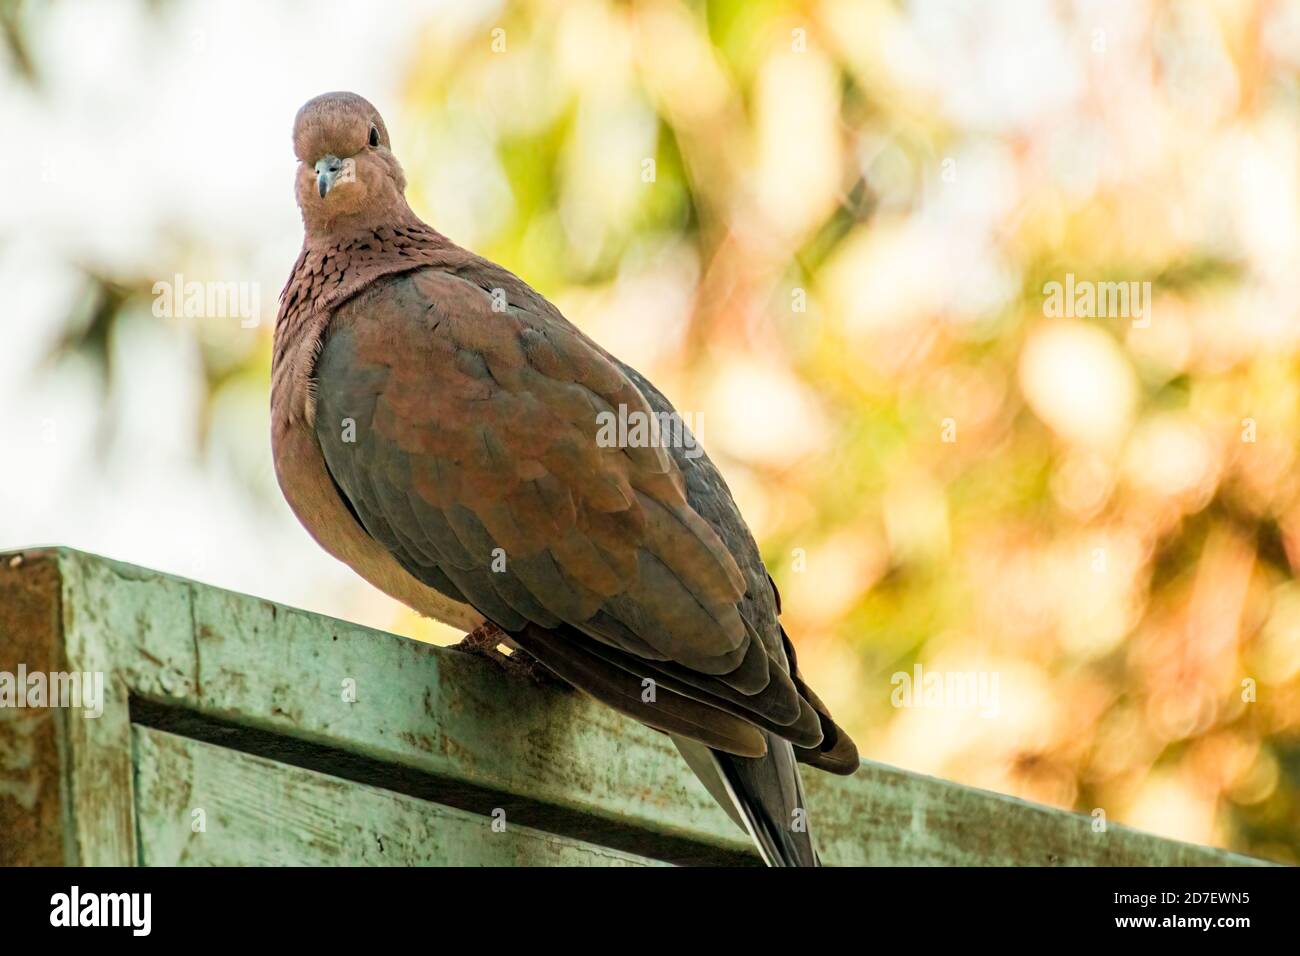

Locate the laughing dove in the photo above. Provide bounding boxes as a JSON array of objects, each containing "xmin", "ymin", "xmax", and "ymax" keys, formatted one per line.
[{"xmin": 271, "ymin": 92, "xmax": 859, "ymax": 866}]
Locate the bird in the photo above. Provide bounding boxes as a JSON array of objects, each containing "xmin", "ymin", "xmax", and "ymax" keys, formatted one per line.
[{"xmin": 271, "ymin": 92, "xmax": 859, "ymax": 866}]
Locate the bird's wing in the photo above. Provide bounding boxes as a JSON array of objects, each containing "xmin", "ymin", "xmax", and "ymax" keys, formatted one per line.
[{"xmin": 310, "ymin": 263, "xmax": 856, "ymax": 771}]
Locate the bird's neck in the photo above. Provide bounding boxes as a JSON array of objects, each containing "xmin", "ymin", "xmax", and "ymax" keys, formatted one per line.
[
  {"xmin": 300, "ymin": 195, "xmax": 427, "ymax": 248},
  {"xmin": 271, "ymin": 202, "xmax": 456, "ymax": 425},
  {"xmin": 282, "ymin": 202, "xmax": 453, "ymax": 328}
]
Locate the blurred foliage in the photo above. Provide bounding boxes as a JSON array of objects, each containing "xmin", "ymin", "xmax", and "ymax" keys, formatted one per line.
[
  {"xmin": 0, "ymin": 0, "xmax": 36, "ymax": 82},
  {"xmin": 15, "ymin": 0, "xmax": 1300, "ymax": 860}
]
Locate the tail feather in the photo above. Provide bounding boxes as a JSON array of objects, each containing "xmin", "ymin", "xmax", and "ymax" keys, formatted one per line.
[{"xmin": 672, "ymin": 733, "xmax": 819, "ymax": 867}]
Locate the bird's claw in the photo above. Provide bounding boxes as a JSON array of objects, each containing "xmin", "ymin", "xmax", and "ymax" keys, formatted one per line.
[{"xmin": 450, "ymin": 623, "xmax": 568, "ymax": 690}]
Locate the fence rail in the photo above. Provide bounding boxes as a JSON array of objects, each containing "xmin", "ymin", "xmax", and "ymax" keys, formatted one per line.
[{"xmin": 0, "ymin": 548, "xmax": 1267, "ymax": 866}]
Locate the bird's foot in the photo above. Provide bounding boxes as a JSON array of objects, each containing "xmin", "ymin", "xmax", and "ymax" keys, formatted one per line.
[
  {"xmin": 450, "ymin": 623, "xmax": 568, "ymax": 690},
  {"xmin": 503, "ymin": 648, "xmax": 570, "ymax": 690},
  {"xmin": 451, "ymin": 622, "xmax": 508, "ymax": 658}
]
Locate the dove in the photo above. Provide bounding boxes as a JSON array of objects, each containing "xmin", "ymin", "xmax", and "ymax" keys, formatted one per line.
[{"xmin": 271, "ymin": 92, "xmax": 859, "ymax": 866}]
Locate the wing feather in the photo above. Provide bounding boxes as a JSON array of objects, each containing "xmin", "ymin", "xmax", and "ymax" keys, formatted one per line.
[{"xmin": 312, "ymin": 264, "xmax": 855, "ymax": 764}]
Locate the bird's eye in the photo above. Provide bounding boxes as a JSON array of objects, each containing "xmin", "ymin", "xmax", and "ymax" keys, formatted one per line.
[{"xmin": 368, "ymin": 125, "xmax": 380, "ymax": 148}]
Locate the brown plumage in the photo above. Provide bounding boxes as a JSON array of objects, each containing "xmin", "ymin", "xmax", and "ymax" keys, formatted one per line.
[{"xmin": 272, "ymin": 92, "xmax": 859, "ymax": 866}]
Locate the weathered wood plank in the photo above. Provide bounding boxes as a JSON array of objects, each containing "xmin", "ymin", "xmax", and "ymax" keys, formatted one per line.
[
  {"xmin": 0, "ymin": 552, "xmax": 67, "ymax": 865},
  {"xmin": 0, "ymin": 549, "xmax": 138, "ymax": 865},
  {"xmin": 57, "ymin": 551, "xmax": 139, "ymax": 865},
  {"xmin": 810, "ymin": 762, "xmax": 1270, "ymax": 866},
  {"xmin": 133, "ymin": 726, "xmax": 661, "ymax": 866},
  {"xmin": 60, "ymin": 548, "xmax": 748, "ymax": 862},
  {"xmin": 0, "ymin": 548, "xmax": 1270, "ymax": 866}
]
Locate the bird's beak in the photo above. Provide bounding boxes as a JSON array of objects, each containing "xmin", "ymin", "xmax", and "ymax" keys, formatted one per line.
[{"xmin": 314, "ymin": 154, "xmax": 344, "ymax": 198}]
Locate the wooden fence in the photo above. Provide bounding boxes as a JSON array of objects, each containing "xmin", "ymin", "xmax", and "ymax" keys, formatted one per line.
[{"xmin": 0, "ymin": 548, "xmax": 1267, "ymax": 866}]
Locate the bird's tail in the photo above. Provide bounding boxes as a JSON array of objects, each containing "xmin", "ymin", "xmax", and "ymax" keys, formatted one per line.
[{"xmin": 672, "ymin": 733, "xmax": 819, "ymax": 867}]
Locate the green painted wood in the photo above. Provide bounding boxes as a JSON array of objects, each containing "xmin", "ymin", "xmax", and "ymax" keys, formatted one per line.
[
  {"xmin": 133, "ymin": 726, "xmax": 661, "ymax": 866},
  {"xmin": 0, "ymin": 547, "xmax": 1272, "ymax": 866},
  {"xmin": 0, "ymin": 550, "xmax": 137, "ymax": 865}
]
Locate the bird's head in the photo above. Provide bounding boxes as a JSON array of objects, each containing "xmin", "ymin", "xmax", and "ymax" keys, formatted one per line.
[{"xmin": 292, "ymin": 92, "xmax": 407, "ymax": 237}]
